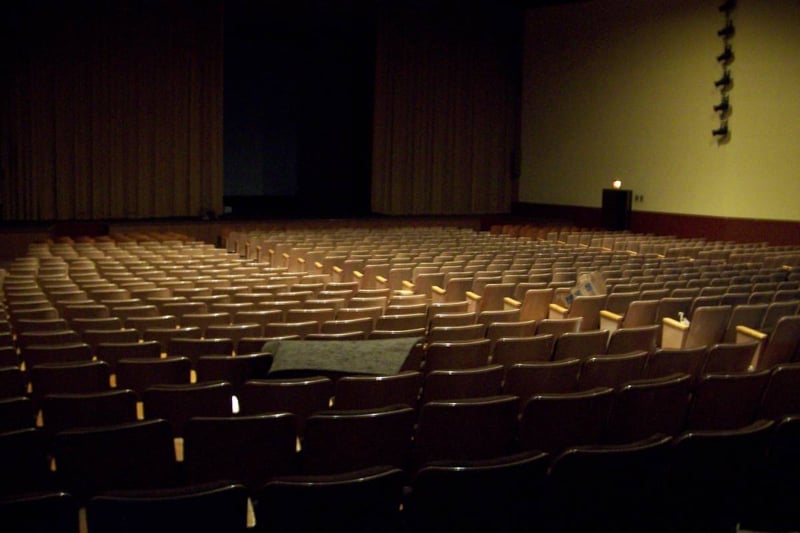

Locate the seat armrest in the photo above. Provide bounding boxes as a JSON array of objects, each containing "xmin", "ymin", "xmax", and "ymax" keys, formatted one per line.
[
  {"xmin": 353, "ymin": 270, "xmax": 365, "ymax": 288},
  {"xmin": 548, "ymin": 302, "xmax": 568, "ymax": 320},
  {"xmin": 503, "ymin": 297, "xmax": 521, "ymax": 311},
  {"xmin": 332, "ymin": 265, "xmax": 343, "ymax": 282},
  {"xmin": 431, "ymin": 285, "xmax": 446, "ymax": 304},
  {"xmin": 466, "ymin": 291, "xmax": 481, "ymax": 313},
  {"xmin": 661, "ymin": 317, "xmax": 689, "ymax": 349},
  {"xmin": 736, "ymin": 325, "xmax": 767, "ymax": 369},
  {"xmin": 599, "ymin": 309, "xmax": 623, "ymax": 333},
  {"xmin": 402, "ymin": 280, "xmax": 415, "ymax": 291}
]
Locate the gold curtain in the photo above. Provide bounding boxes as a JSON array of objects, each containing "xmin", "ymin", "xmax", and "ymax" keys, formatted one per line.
[
  {"xmin": 371, "ymin": 5, "xmax": 518, "ymax": 215},
  {"xmin": 0, "ymin": 2, "xmax": 223, "ymax": 221}
]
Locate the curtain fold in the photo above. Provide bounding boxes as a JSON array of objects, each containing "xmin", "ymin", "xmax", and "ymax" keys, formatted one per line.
[
  {"xmin": 371, "ymin": 4, "xmax": 519, "ymax": 215},
  {"xmin": 0, "ymin": 1, "xmax": 223, "ymax": 221}
]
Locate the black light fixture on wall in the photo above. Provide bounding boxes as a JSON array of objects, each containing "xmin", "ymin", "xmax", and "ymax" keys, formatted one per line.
[{"xmin": 713, "ymin": 0, "xmax": 735, "ymax": 141}]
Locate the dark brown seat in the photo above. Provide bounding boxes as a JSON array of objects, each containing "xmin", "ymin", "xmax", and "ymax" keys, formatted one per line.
[
  {"xmin": 29, "ymin": 360, "xmax": 111, "ymax": 408},
  {"xmin": 518, "ymin": 386, "xmax": 614, "ymax": 454},
  {"xmin": 183, "ymin": 414, "xmax": 298, "ymax": 488},
  {"xmin": 420, "ymin": 365, "xmax": 503, "ymax": 404},
  {"xmin": 502, "ymin": 359, "xmax": 581, "ymax": 411},
  {"xmin": 604, "ymin": 373, "xmax": 692, "ymax": 443},
  {"xmin": 41, "ymin": 389, "xmax": 138, "ymax": 436},
  {"xmin": 423, "ymin": 339, "xmax": 491, "ymax": 374},
  {"xmin": 412, "ymin": 395, "xmax": 518, "ymax": 470},
  {"xmin": 87, "ymin": 482, "xmax": 249, "ymax": 533},
  {"xmin": 405, "ymin": 450, "xmax": 550, "ymax": 533},
  {"xmin": 52, "ymin": 419, "xmax": 178, "ymax": 502},
  {"xmin": 552, "ymin": 329, "xmax": 610, "ymax": 361},
  {"xmin": 195, "ymin": 353, "xmax": 273, "ymax": 393},
  {"xmin": 685, "ymin": 370, "xmax": 772, "ymax": 430},
  {"xmin": 142, "ymin": 381, "xmax": 234, "ymax": 437},
  {"xmin": 577, "ymin": 351, "xmax": 647, "ymax": 390},
  {"xmin": 254, "ymin": 466, "xmax": 405, "ymax": 533},
  {"xmin": 546, "ymin": 434, "xmax": 673, "ymax": 532},
  {"xmin": 115, "ymin": 357, "xmax": 192, "ymax": 397},
  {"xmin": 301, "ymin": 405, "xmax": 416, "ymax": 474},
  {"xmin": 95, "ymin": 341, "xmax": 162, "ymax": 371},
  {"xmin": 238, "ymin": 376, "xmax": 333, "ymax": 437},
  {"xmin": 333, "ymin": 371, "xmax": 422, "ymax": 410}
]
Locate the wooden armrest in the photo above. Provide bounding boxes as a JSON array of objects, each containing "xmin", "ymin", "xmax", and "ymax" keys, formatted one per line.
[
  {"xmin": 503, "ymin": 297, "xmax": 521, "ymax": 310},
  {"xmin": 735, "ymin": 325, "xmax": 767, "ymax": 341},
  {"xmin": 548, "ymin": 302, "xmax": 568, "ymax": 320},
  {"xmin": 402, "ymin": 280, "xmax": 415, "ymax": 290},
  {"xmin": 375, "ymin": 275, "xmax": 388, "ymax": 284},
  {"xmin": 282, "ymin": 252, "xmax": 290, "ymax": 260},
  {"xmin": 353, "ymin": 270, "xmax": 364, "ymax": 279},
  {"xmin": 332, "ymin": 265, "xmax": 343, "ymax": 282},
  {"xmin": 736, "ymin": 325, "xmax": 768, "ymax": 370},
  {"xmin": 431, "ymin": 285, "xmax": 446, "ymax": 303},
  {"xmin": 297, "ymin": 257, "xmax": 306, "ymax": 265},
  {"xmin": 599, "ymin": 309, "xmax": 623, "ymax": 333},
  {"xmin": 661, "ymin": 317, "xmax": 690, "ymax": 349},
  {"xmin": 314, "ymin": 261, "xmax": 323, "ymax": 269},
  {"xmin": 466, "ymin": 291, "xmax": 481, "ymax": 313}
]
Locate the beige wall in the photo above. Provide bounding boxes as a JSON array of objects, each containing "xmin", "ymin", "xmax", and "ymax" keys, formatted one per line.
[{"xmin": 521, "ymin": 0, "xmax": 800, "ymax": 222}]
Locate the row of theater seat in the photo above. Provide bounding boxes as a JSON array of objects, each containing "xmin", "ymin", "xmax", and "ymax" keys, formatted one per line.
[
  {"xmin": 2, "ymin": 227, "xmax": 800, "ymax": 532},
  {"xmin": 3, "ymin": 416, "xmax": 800, "ymax": 532}
]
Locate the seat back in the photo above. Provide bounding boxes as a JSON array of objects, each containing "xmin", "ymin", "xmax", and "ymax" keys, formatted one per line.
[
  {"xmin": 254, "ymin": 466, "xmax": 405, "ymax": 533},
  {"xmin": 429, "ymin": 321, "xmax": 485, "ymax": 341},
  {"xmin": 29, "ymin": 360, "xmax": 111, "ymax": 408},
  {"xmin": 758, "ymin": 315, "xmax": 800, "ymax": 370},
  {"xmin": 605, "ymin": 373, "xmax": 692, "ymax": 443},
  {"xmin": 333, "ymin": 371, "xmax": 422, "ymax": 410},
  {"xmin": 142, "ymin": 381, "xmax": 234, "ymax": 437},
  {"xmin": 115, "ymin": 357, "xmax": 192, "ymax": 396},
  {"xmin": 183, "ymin": 414, "xmax": 297, "ymax": 487},
  {"xmin": 53, "ymin": 419, "xmax": 178, "ymax": 501},
  {"xmin": 238, "ymin": 376, "xmax": 333, "ymax": 436},
  {"xmin": 420, "ymin": 365, "xmax": 504, "ymax": 404},
  {"xmin": 195, "ymin": 353, "xmax": 273, "ymax": 393},
  {"xmin": 87, "ymin": 482, "xmax": 249, "ymax": 533},
  {"xmin": 41, "ymin": 389, "xmax": 138, "ymax": 437},
  {"xmin": 413, "ymin": 395, "xmax": 519, "ymax": 468},
  {"xmin": 566, "ymin": 294, "xmax": 607, "ymax": 331},
  {"xmin": 577, "ymin": 351, "xmax": 647, "ymax": 390},
  {"xmin": 668, "ymin": 419, "xmax": 774, "ymax": 532},
  {"xmin": 684, "ymin": 305, "xmax": 732, "ymax": 349},
  {"xmin": 502, "ymin": 359, "xmax": 581, "ymax": 410},
  {"xmin": 423, "ymin": 339, "xmax": 491, "ymax": 374},
  {"xmin": 302, "ymin": 405, "xmax": 416, "ymax": 474},
  {"xmin": 406, "ymin": 450, "xmax": 549, "ymax": 532},
  {"xmin": 758, "ymin": 362, "xmax": 800, "ymax": 420},
  {"xmin": 702, "ymin": 342, "xmax": 759, "ymax": 375},
  {"xmin": 518, "ymin": 387, "xmax": 614, "ymax": 454},
  {"xmin": 723, "ymin": 304, "xmax": 767, "ymax": 343},
  {"xmin": 547, "ymin": 434, "xmax": 673, "ymax": 532},
  {"xmin": 686, "ymin": 370, "xmax": 771, "ymax": 430},
  {"xmin": 535, "ymin": 317, "xmax": 582, "ymax": 338},
  {"xmin": 552, "ymin": 329, "xmax": 610, "ymax": 361},
  {"xmin": 644, "ymin": 346, "xmax": 707, "ymax": 383},
  {"xmin": 606, "ymin": 325, "xmax": 659, "ymax": 355},
  {"xmin": 491, "ymin": 334, "xmax": 555, "ymax": 368}
]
